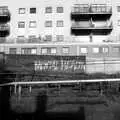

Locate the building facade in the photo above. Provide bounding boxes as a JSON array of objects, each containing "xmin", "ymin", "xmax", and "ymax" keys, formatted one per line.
[
  {"xmin": 1, "ymin": 0, "xmax": 120, "ymax": 73},
  {"xmin": 0, "ymin": 0, "xmax": 120, "ymax": 53},
  {"xmin": 1, "ymin": 0, "xmax": 120, "ymax": 43}
]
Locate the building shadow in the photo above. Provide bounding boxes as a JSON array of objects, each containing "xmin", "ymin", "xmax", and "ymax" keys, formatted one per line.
[
  {"xmin": 0, "ymin": 86, "xmax": 11, "ymax": 120},
  {"xmin": 45, "ymin": 106, "xmax": 85, "ymax": 120},
  {"xmin": 9, "ymin": 91, "xmax": 48, "ymax": 120},
  {"xmin": 8, "ymin": 90, "xmax": 85, "ymax": 120},
  {"xmin": 0, "ymin": 64, "xmax": 13, "ymax": 120},
  {"xmin": 34, "ymin": 91, "xmax": 47, "ymax": 120}
]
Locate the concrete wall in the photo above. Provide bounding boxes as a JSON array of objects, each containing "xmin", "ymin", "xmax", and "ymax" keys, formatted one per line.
[{"xmin": 86, "ymin": 58, "xmax": 120, "ymax": 74}]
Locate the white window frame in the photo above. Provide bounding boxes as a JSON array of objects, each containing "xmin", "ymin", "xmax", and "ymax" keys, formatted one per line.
[
  {"xmin": 118, "ymin": 20, "xmax": 120, "ymax": 26},
  {"xmin": 45, "ymin": 7, "xmax": 52, "ymax": 13},
  {"xmin": 45, "ymin": 35, "xmax": 52, "ymax": 41},
  {"xmin": 29, "ymin": 21, "xmax": 37, "ymax": 28},
  {"xmin": 80, "ymin": 47, "xmax": 88, "ymax": 54},
  {"xmin": 41, "ymin": 48, "xmax": 48, "ymax": 54},
  {"xmin": 18, "ymin": 21, "xmax": 25, "ymax": 28},
  {"xmin": 28, "ymin": 35, "xmax": 36, "ymax": 39},
  {"xmin": 117, "ymin": 6, "xmax": 120, "ymax": 12},
  {"xmin": 92, "ymin": 47, "xmax": 99, "ymax": 53},
  {"xmin": 102, "ymin": 47, "xmax": 109, "ymax": 53},
  {"xmin": 19, "ymin": 8, "xmax": 25, "ymax": 14},
  {"xmin": 56, "ymin": 35, "xmax": 64, "ymax": 41},
  {"xmin": 17, "ymin": 36, "xmax": 25, "ymax": 39},
  {"xmin": 51, "ymin": 48, "xmax": 57, "ymax": 54},
  {"xmin": 45, "ymin": 21, "xmax": 52, "ymax": 27},
  {"xmin": 113, "ymin": 47, "xmax": 120, "ymax": 53},
  {"xmin": 9, "ymin": 48, "xmax": 17, "ymax": 54},
  {"xmin": 31, "ymin": 48, "xmax": 37, "ymax": 54},
  {"xmin": 57, "ymin": 7, "xmax": 63, "ymax": 13},
  {"xmin": 56, "ymin": 20, "xmax": 64, "ymax": 27},
  {"xmin": 21, "ymin": 48, "xmax": 28, "ymax": 54},
  {"xmin": 62, "ymin": 47, "xmax": 69, "ymax": 54}
]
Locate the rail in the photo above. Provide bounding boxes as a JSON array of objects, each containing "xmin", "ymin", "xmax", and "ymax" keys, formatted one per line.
[
  {"xmin": 71, "ymin": 4, "xmax": 112, "ymax": 14},
  {"xmin": 0, "ymin": 78, "xmax": 120, "ymax": 87}
]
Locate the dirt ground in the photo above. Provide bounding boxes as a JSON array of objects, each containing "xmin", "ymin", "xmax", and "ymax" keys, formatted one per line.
[{"xmin": 8, "ymin": 87, "xmax": 120, "ymax": 120}]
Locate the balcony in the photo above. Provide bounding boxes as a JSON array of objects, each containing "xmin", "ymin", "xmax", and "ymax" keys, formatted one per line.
[
  {"xmin": 71, "ymin": 21, "xmax": 113, "ymax": 35},
  {"xmin": 0, "ymin": 6, "xmax": 10, "ymax": 23},
  {"xmin": 0, "ymin": 37, "xmax": 6, "ymax": 43},
  {"xmin": 0, "ymin": 24, "xmax": 10, "ymax": 37},
  {"xmin": 71, "ymin": 4, "xmax": 112, "ymax": 21},
  {"xmin": 0, "ymin": 24, "xmax": 10, "ymax": 30}
]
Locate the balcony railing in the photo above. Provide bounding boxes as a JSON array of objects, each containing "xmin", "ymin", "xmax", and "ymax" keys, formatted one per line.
[
  {"xmin": 0, "ymin": 37, "xmax": 6, "ymax": 43},
  {"xmin": 71, "ymin": 4, "xmax": 112, "ymax": 14},
  {"xmin": 0, "ymin": 24, "xmax": 10, "ymax": 31},
  {"xmin": 71, "ymin": 21, "xmax": 113, "ymax": 29},
  {"xmin": 91, "ymin": 4, "xmax": 112, "ymax": 13},
  {"xmin": 0, "ymin": 6, "xmax": 10, "ymax": 16}
]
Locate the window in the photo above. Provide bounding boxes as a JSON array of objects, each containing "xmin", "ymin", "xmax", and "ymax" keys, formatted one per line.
[
  {"xmin": 17, "ymin": 36, "xmax": 25, "ymax": 39},
  {"xmin": 91, "ymin": 4, "xmax": 107, "ymax": 13},
  {"xmin": 21, "ymin": 48, "xmax": 31, "ymax": 54},
  {"xmin": 118, "ymin": 20, "xmax": 120, "ymax": 26},
  {"xmin": 45, "ymin": 21, "xmax": 52, "ymax": 27},
  {"xmin": 56, "ymin": 35, "xmax": 64, "ymax": 41},
  {"xmin": 51, "ymin": 48, "xmax": 57, "ymax": 54},
  {"xmin": 117, "ymin": 6, "xmax": 120, "ymax": 12},
  {"xmin": 28, "ymin": 36, "xmax": 37, "ymax": 43},
  {"xmin": 56, "ymin": 20, "xmax": 64, "ymax": 27},
  {"xmin": 92, "ymin": 47, "xmax": 99, "ymax": 53},
  {"xmin": 9, "ymin": 48, "xmax": 17, "ymax": 54},
  {"xmin": 18, "ymin": 21, "xmax": 25, "ymax": 28},
  {"xmin": 41, "ymin": 48, "xmax": 48, "ymax": 54},
  {"xmin": 30, "ymin": 8, "xmax": 36, "ymax": 14},
  {"xmin": 57, "ymin": 7, "xmax": 63, "ymax": 13},
  {"xmin": 17, "ymin": 36, "xmax": 25, "ymax": 43},
  {"xmin": 113, "ymin": 47, "xmax": 120, "ymax": 53},
  {"xmin": 80, "ymin": 47, "xmax": 88, "ymax": 53},
  {"xmin": 31, "ymin": 48, "xmax": 37, "ymax": 54},
  {"xmin": 19, "ymin": 8, "xmax": 25, "ymax": 14},
  {"xmin": 74, "ymin": 7, "xmax": 80, "ymax": 13},
  {"xmin": 21, "ymin": 48, "xmax": 37, "ymax": 54},
  {"xmin": 45, "ymin": 7, "xmax": 52, "ymax": 13},
  {"xmin": 28, "ymin": 35, "xmax": 36, "ymax": 39},
  {"xmin": 102, "ymin": 47, "xmax": 109, "ymax": 53},
  {"xmin": 62, "ymin": 47, "xmax": 69, "ymax": 54},
  {"xmin": 44, "ymin": 35, "xmax": 52, "ymax": 41},
  {"xmin": 29, "ymin": 21, "xmax": 36, "ymax": 28}
]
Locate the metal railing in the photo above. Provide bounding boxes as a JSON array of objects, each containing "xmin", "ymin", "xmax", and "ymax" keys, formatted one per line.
[
  {"xmin": 0, "ymin": 6, "xmax": 10, "ymax": 16},
  {"xmin": 72, "ymin": 4, "xmax": 112, "ymax": 14},
  {"xmin": 0, "ymin": 24, "xmax": 10, "ymax": 30},
  {"xmin": 0, "ymin": 78, "xmax": 120, "ymax": 87},
  {"xmin": 71, "ymin": 21, "xmax": 113, "ymax": 29}
]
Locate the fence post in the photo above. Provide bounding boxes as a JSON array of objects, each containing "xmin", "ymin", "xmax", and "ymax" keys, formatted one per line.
[
  {"xmin": 14, "ymin": 84, "xmax": 17, "ymax": 94},
  {"xmin": 29, "ymin": 85, "xmax": 32, "ymax": 93},
  {"xmin": 18, "ymin": 85, "xmax": 21, "ymax": 96},
  {"xmin": 18, "ymin": 85, "xmax": 22, "ymax": 100}
]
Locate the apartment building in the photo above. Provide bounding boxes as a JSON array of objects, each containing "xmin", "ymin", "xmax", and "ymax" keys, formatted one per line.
[
  {"xmin": 1, "ymin": 0, "xmax": 120, "ymax": 56},
  {"xmin": 0, "ymin": 0, "xmax": 118, "ymax": 43},
  {"xmin": 0, "ymin": 6, "xmax": 10, "ymax": 42}
]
